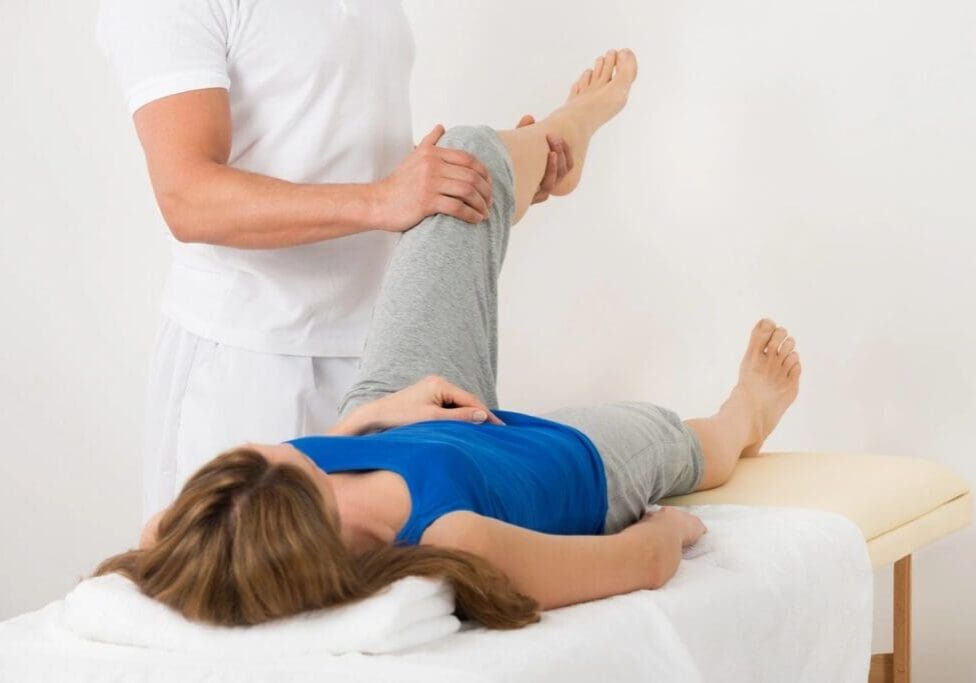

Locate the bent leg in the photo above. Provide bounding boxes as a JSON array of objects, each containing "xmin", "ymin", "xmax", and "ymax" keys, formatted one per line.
[
  {"xmin": 339, "ymin": 126, "xmax": 515, "ymax": 414},
  {"xmin": 498, "ymin": 48, "xmax": 637, "ymax": 222},
  {"xmin": 339, "ymin": 50, "xmax": 640, "ymax": 414}
]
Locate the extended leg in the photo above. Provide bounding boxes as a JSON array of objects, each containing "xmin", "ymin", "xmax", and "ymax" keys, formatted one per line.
[
  {"xmin": 539, "ymin": 401, "xmax": 706, "ymax": 534},
  {"xmin": 685, "ymin": 319, "xmax": 802, "ymax": 490},
  {"xmin": 536, "ymin": 319, "xmax": 802, "ymax": 533}
]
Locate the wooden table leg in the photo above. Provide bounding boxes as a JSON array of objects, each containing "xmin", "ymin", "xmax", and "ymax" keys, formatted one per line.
[
  {"xmin": 868, "ymin": 554, "xmax": 912, "ymax": 683},
  {"xmin": 893, "ymin": 555, "xmax": 912, "ymax": 683}
]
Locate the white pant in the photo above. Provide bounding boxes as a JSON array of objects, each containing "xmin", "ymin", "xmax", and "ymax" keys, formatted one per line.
[{"xmin": 142, "ymin": 316, "xmax": 360, "ymax": 523}]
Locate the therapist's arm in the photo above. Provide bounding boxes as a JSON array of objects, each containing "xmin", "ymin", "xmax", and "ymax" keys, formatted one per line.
[
  {"xmin": 421, "ymin": 508, "xmax": 706, "ymax": 609},
  {"xmin": 132, "ymin": 88, "xmax": 495, "ymax": 248}
]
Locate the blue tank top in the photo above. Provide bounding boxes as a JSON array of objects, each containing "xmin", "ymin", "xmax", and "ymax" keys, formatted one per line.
[{"xmin": 286, "ymin": 410, "xmax": 608, "ymax": 544}]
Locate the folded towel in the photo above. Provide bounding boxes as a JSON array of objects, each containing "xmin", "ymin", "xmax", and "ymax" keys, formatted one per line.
[{"xmin": 61, "ymin": 572, "xmax": 459, "ymax": 655}]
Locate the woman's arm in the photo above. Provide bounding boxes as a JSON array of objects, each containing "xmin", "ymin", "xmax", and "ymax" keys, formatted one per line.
[
  {"xmin": 326, "ymin": 375, "xmax": 504, "ymax": 436},
  {"xmin": 421, "ymin": 508, "xmax": 706, "ymax": 609}
]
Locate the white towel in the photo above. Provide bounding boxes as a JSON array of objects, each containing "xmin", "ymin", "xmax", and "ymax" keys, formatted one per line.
[
  {"xmin": 1, "ymin": 505, "xmax": 873, "ymax": 682},
  {"xmin": 61, "ymin": 572, "xmax": 459, "ymax": 655}
]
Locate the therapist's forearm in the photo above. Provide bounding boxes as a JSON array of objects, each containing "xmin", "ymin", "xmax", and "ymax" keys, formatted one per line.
[{"xmin": 155, "ymin": 161, "xmax": 389, "ymax": 249}]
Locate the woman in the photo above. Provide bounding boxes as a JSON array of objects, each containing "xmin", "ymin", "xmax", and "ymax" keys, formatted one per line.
[
  {"xmin": 96, "ymin": 49, "xmax": 802, "ymax": 629},
  {"xmin": 95, "ymin": 0, "xmax": 571, "ymax": 523}
]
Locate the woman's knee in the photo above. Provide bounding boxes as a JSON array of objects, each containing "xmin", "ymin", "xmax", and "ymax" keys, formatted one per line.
[{"xmin": 438, "ymin": 125, "xmax": 515, "ymax": 215}]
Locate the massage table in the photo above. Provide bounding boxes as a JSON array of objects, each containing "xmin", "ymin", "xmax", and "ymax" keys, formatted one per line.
[
  {"xmin": 0, "ymin": 452, "xmax": 969, "ymax": 682},
  {"xmin": 663, "ymin": 452, "xmax": 973, "ymax": 683}
]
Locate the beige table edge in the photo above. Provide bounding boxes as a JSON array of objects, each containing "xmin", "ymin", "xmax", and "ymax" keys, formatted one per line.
[{"xmin": 865, "ymin": 491, "xmax": 972, "ymax": 567}]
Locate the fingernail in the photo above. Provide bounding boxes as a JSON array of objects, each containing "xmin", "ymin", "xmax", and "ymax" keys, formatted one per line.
[{"xmin": 472, "ymin": 410, "xmax": 487, "ymax": 423}]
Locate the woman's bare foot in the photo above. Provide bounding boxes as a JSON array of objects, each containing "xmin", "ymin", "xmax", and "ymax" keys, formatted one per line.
[
  {"xmin": 495, "ymin": 48, "xmax": 637, "ymax": 223},
  {"xmin": 547, "ymin": 48, "xmax": 639, "ymax": 196},
  {"xmin": 724, "ymin": 319, "xmax": 802, "ymax": 457}
]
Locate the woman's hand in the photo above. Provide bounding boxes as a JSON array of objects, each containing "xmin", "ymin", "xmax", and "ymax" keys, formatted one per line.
[
  {"xmin": 372, "ymin": 125, "xmax": 494, "ymax": 230},
  {"xmin": 330, "ymin": 375, "xmax": 505, "ymax": 435},
  {"xmin": 638, "ymin": 506, "xmax": 707, "ymax": 547},
  {"xmin": 615, "ymin": 506, "xmax": 706, "ymax": 590}
]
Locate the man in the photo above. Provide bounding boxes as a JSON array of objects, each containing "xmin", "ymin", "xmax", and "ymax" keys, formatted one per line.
[{"xmin": 96, "ymin": 0, "xmax": 572, "ymax": 521}]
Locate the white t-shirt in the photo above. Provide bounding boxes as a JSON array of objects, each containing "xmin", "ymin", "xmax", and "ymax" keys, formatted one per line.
[{"xmin": 96, "ymin": 0, "xmax": 414, "ymax": 356}]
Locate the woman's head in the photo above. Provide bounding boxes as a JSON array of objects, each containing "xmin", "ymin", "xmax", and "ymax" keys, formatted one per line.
[
  {"xmin": 96, "ymin": 447, "xmax": 539, "ymax": 629},
  {"xmin": 98, "ymin": 447, "xmax": 357, "ymax": 625}
]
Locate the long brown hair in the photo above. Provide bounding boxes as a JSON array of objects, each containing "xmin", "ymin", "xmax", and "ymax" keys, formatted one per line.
[{"xmin": 95, "ymin": 448, "xmax": 539, "ymax": 629}]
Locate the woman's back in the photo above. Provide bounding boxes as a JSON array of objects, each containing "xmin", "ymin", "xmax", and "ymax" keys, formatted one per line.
[{"xmin": 288, "ymin": 411, "xmax": 608, "ymax": 544}]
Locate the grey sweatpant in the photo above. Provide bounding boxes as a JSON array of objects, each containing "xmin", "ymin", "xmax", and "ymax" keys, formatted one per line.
[{"xmin": 338, "ymin": 125, "xmax": 704, "ymax": 534}]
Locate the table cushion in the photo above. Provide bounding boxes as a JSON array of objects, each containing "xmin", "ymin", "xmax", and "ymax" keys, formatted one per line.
[{"xmin": 662, "ymin": 452, "xmax": 972, "ymax": 566}]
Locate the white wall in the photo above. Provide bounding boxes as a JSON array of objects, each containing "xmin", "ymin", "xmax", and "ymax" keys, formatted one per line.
[{"xmin": 1, "ymin": 0, "xmax": 973, "ymax": 679}]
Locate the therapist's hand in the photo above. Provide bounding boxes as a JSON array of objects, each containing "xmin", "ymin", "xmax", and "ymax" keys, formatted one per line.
[
  {"xmin": 516, "ymin": 114, "xmax": 575, "ymax": 204},
  {"xmin": 331, "ymin": 375, "xmax": 504, "ymax": 435},
  {"xmin": 373, "ymin": 125, "xmax": 494, "ymax": 231}
]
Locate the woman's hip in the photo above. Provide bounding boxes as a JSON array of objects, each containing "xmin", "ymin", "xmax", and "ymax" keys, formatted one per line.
[{"xmin": 538, "ymin": 401, "xmax": 704, "ymax": 534}]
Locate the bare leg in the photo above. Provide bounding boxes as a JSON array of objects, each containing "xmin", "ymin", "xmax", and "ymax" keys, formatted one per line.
[
  {"xmin": 685, "ymin": 319, "xmax": 802, "ymax": 490},
  {"xmin": 497, "ymin": 48, "xmax": 638, "ymax": 223}
]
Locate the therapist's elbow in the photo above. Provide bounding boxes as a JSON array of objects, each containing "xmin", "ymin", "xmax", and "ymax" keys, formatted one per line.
[
  {"xmin": 156, "ymin": 191, "xmax": 212, "ymax": 244},
  {"xmin": 168, "ymin": 222, "xmax": 202, "ymax": 244},
  {"xmin": 168, "ymin": 220, "xmax": 200, "ymax": 244},
  {"xmin": 148, "ymin": 157, "xmax": 232, "ymax": 245}
]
